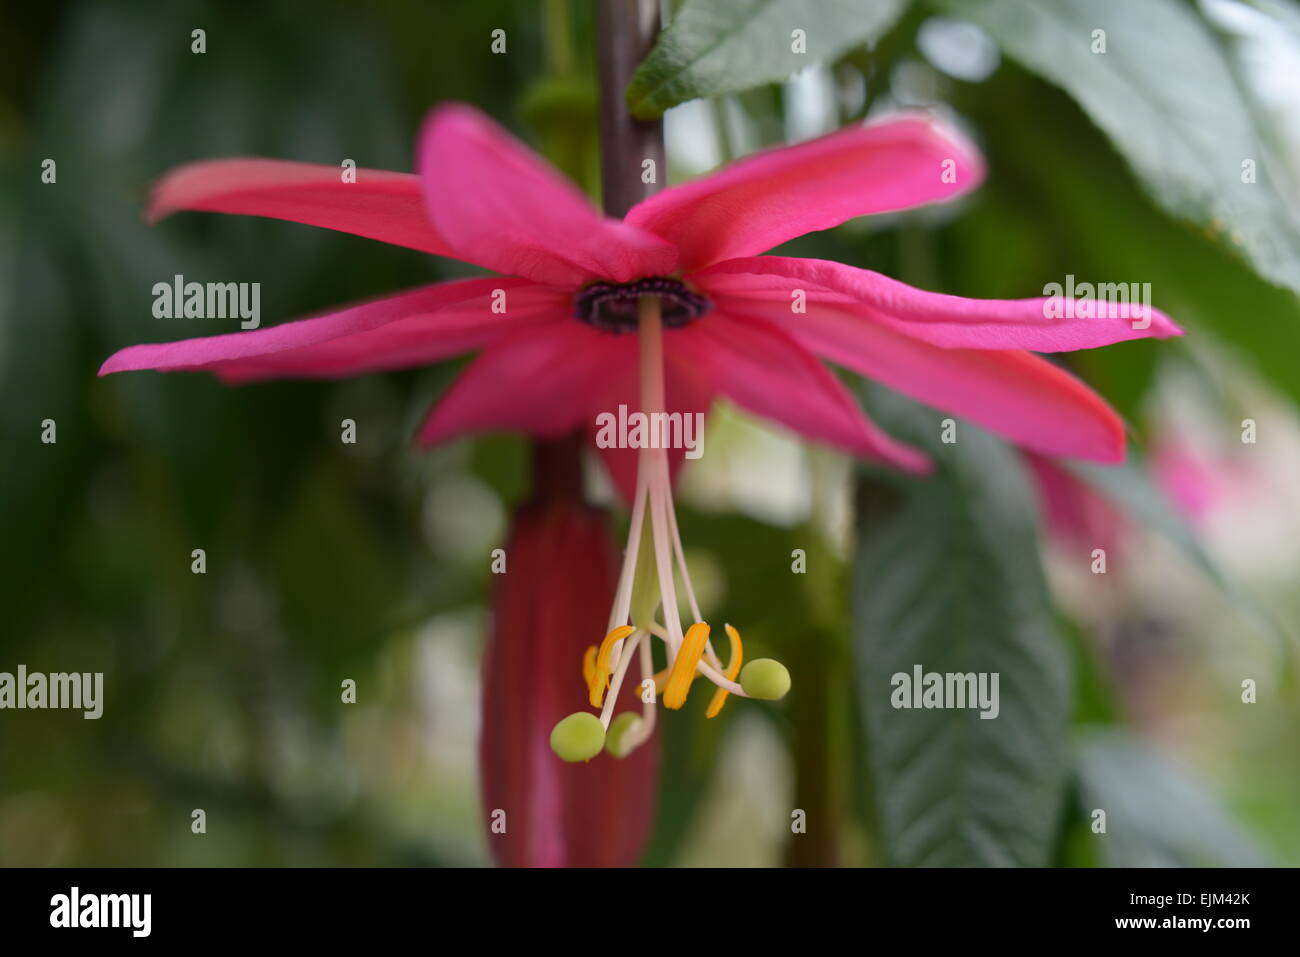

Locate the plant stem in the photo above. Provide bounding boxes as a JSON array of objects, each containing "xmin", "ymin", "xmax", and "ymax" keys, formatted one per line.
[{"xmin": 596, "ymin": 0, "xmax": 664, "ymax": 217}]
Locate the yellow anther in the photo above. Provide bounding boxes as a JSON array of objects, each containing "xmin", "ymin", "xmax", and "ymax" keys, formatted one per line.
[
  {"xmin": 597, "ymin": 626, "xmax": 636, "ymax": 683},
  {"xmin": 663, "ymin": 622, "xmax": 710, "ymax": 710},
  {"xmin": 590, "ymin": 625, "xmax": 636, "ymax": 708},
  {"xmin": 706, "ymin": 623, "xmax": 744, "ymax": 719},
  {"xmin": 582, "ymin": 645, "xmax": 597, "ymax": 689}
]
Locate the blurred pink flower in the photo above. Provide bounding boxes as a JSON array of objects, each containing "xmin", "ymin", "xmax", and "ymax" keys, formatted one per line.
[
  {"xmin": 1027, "ymin": 437, "xmax": 1240, "ymax": 556},
  {"xmin": 1150, "ymin": 438, "xmax": 1234, "ymax": 524}
]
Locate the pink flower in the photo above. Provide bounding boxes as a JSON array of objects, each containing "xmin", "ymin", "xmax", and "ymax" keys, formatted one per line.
[
  {"xmin": 100, "ymin": 102, "xmax": 1184, "ymax": 760},
  {"xmin": 1028, "ymin": 436, "xmax": 1247, "ymax": 558},
  {"xmin": 1150, "ymin": 438, "xmax": 1234, "ymax": 524}
]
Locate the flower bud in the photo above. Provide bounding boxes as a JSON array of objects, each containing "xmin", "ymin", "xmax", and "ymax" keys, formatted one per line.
[{"xmin": 479, "ymin": 437, "xmax": 658, "ymax": 867}]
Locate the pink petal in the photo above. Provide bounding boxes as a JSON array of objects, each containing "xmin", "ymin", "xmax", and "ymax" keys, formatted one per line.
[
  {"xmin": 626, "ymin": 114, "xmax": 984, "ymax": 270},
  {"xmin": 418, "ymin": 322, "xmax": 629, "ymax": 446},
  {"xmin": 149, "ymin": 159, "xmax": 455, "ymax": 256},
  {"xmin": 214, "ymin": 284, "xmax": 567, "ymax": 383},
  {"xmin": 99, "ymin": 277, "xmax": 546, "ymax": 378},
  {"xmin": 669, "ymin": 314, "xmax": 930, "ymax": 473},
  {"xmin": 695, "ymin": 257, "xmax": 1183, "ymax": 350},
  {"xmin": 418, "ymin": 104, "xmax": 678, "ymax": 287},
  {"xmin": 711, "ymin": 293, "xmax": 1127, "ymax": 463}
]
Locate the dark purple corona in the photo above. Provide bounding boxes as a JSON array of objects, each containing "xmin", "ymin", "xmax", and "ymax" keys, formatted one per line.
[{"xmin": 574, "ymin": 277, "xmax": 711, "ymax": 333}]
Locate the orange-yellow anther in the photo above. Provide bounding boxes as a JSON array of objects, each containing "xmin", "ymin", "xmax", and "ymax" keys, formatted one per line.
[
  {"xmin": 590, "ymin": 625, "xmax": 636, "ymax": 708},
  {"xmin": 663, "ymin": 622, "xmax": 710, "ymax": 710},
  {"xmin": 706, "ymin": 624, "xmax": 744, "ymax": 718},
  {"xmin": 582, "ymin": 645, "xmax": 597, "ymax": 691}
]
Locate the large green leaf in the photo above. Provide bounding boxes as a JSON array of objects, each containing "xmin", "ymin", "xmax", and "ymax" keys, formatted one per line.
[
  {"xmin": 1076, "ymin": 728, "xmax": 1269, "ymax": 866},
  {"xmin": 853, "ymin": 387, "xmax": 1071, "ymax": 866},
  {"xmin": 933, "ymin": 0, "xmax": 1300, "ymax": 294},
  {"xmin": 627, "ymin": 0, "xmax": 908, "ymax": 118}
]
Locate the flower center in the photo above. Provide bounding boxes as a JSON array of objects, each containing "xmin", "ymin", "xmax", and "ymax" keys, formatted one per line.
[{"xmin": 574, "ymin": 277, "xmax": 711, "ymax": 333}]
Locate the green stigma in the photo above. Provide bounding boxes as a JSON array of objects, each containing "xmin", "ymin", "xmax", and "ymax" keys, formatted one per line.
[
  {"xmin": 550, "ymin": 711, "xmax": 606, "ymax": 762},
  {"xmin": 604, "ymin": 712, "xmax": 643, "ymax": 758},
  {"xmin": 739, "ymin": 659, "xmax": 791, "ymax": 701}
]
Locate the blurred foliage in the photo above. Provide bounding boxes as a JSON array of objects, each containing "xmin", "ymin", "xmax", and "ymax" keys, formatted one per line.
[
  {"xmin": 1, "ymin": 0, "xmax": 1297, "ymax": 867},
  {"xmin": 0, "ymin": 0, "xmax": 540, "ymax": 866}
]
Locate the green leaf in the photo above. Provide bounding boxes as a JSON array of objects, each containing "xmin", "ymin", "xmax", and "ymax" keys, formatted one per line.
[
  {"xmin": 627, "ymin": 0, "xmax": 908, "ymax": 119},
  {"xmin": 853, "ymin": 386, "xmax": 1071, "ymax": 866},
  {"xmin": 933, "ymin": 0, "xmax": 1300, "ymax": 294},
  {"xmin": 1076, "ymin": 728, "xmax": 1269, "ymax": 866}
]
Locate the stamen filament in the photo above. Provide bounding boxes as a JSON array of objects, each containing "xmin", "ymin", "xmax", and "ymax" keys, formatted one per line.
[
  {"xmin": 607, "ymin": 455, "xmax": 650, "ymax": 634},
  {"xmin": 648, "ymin": 481, "xmax": 684, "ymax": 653},
  {"xmin": 612, "ymin": 635, "xmax": 659, "ymax": 755},
  {"xmin": 599, "ymin": 628, "xmax": 645, "ymax": 728},
  {"xmin": 665, "ymin": 488, "xmax": 703, "ymax": 624},
  {"xmin": 638, "ymin": 632, "xmax": 657, "ymax": 726}
]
